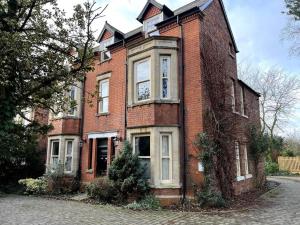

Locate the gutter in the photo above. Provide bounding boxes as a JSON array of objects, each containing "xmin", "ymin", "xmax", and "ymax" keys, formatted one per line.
[
  {"xmin": 177, "ymin": 15, "xmax": 187, "ymax": 203},
  {"xmin": 124, "ymin": 39, "xmax": 128, "ymax": 140}
]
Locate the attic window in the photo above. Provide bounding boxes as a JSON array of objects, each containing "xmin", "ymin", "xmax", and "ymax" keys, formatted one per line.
[
  {"xmin": 143, "ymin": 13, "xmax": 163, "ymax": 35},
  {"xmin": 99, "ymin": 37, "xmax": 114, "ymax": 62}
]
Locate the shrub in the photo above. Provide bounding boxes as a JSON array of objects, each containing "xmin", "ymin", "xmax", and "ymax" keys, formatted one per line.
[
  {"xmin": 265, "ymin": 161, "xmax": 279, "ymax": 175},
  {"xmin": 108, "ymin": 141, "xmax": 150, "ymax": 202},
  {"xmin": 125, "ymin": 195, "xmax": 161, "ymax": 210},
  {"xmin": 18, "ymin": 177, "xmax": 47, "ymax": 195},
  {"xmin": 196, "ymin": 190, "xmax": 226, "ymax": 208},
  {"xmin": 86, "ymin": 178, "xmax": 117, "ymax": 203},
  {"xmin": 281, "ymin": 149, "xmax": 295, "ymax": 157}
]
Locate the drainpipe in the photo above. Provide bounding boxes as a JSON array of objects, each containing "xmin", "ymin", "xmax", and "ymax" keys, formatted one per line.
[
  {"xmin": 177, "ymin": 15, "xmax": 187, "ymax": 203},
  {"xmin": 77, "ymin": 75, "xmax": 86, "ymax": 181},
  {"xmin": 124, "ymin": 40, "xmax": 128, "ymax": 142}
]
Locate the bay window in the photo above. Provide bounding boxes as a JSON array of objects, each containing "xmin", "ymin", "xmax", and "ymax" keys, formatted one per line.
[
  {"xmin": 98, "ymin": 79, "xmax": 109, "ymax": 113},
  {"xmin": 160, "ymin": 56, "xmax": 170, "ymax": 99},
  {"xmin": 134, "ymin": 135, "xmax": 151, "ymax": 179},
  {"xmin": 135, "ymin": 59, "xmax": 150, "ymax": 101},
  {"xmin": 65, "ymin": 140, "xmax": 73, "ymax": 172}
]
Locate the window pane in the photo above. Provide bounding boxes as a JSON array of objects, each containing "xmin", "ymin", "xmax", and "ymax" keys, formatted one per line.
[
  {"xmin": 52, "ymin": 157, "xmax": 58, "ymax": 167},
  {"xmin": 52, "ymin": 141, "xmax": 59, "ymax": 156},
  {"xmin": 65, "ymin": 156, "xmax": 72, "ymax": 171},
  {"xmin": 69, "ymin": 87, "xmax": 75, "ymax": 100},
  {"xmin": 101, "ymin": 97, "xmax": 109, "ymax": 112},
  {"xmin": 136, "ymin": 60, "xmax": 149, "ymax": 82},
  {"xmin": 66, "ymin": 141, "xmax": 72, "ymax": 155},
  {"xmin": 161, "ymin": 58, "xmax": 169, "ymax": 78},
  {"xmin": 162, "ymin": 135, "xmax": 169, "ymax": 157},
  {"xmin": 137, "ymin": 81, "xmax": 150, "ymax": 100},
  {"xmin": 101, "ymin": 81, "xmax": 109, "ymax": 97},
  {"xmin": 140, "ymin": 158, "xmax": 151, "ymax": 179},
  {"xmin": 144, "ymin": 15, "xmax": 161, "ymax": 32},
  {"xmin": 162, "ymin": 158, "xmax": 169, "ymax": 180},
  {"xmin": 162, "ymin": 78, "xmax": 168, "ymax": 98},
  {"xmin": 135, "ymin": 136, "xmax": 150, "ymax": 157}
]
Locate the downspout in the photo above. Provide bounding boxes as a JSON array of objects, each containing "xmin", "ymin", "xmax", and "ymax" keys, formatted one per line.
[
  {"xmin": 124, "ymin": 39, "xmax": 128, "ymax": 142},
  {"xmin": 78, "ymin": 75, "xmax": 86, "ymax": 181},
  {"xmin": 177, "ymin": 15, "xmax": 187, "ymax": 203}
]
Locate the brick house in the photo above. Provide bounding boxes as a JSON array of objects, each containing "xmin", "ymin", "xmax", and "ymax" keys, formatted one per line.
[{"xmin": 46, "ymin": 0, "xmax": 263, "ymax": 204}]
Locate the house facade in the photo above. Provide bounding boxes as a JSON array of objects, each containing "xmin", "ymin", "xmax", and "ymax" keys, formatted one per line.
[{"xmin": 46, "ymin": 0, "xmax": 263, "ymax": 204}]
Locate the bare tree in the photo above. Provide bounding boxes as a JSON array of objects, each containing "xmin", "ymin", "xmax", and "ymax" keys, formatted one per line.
[{"xmin": 239, "ymin": 64, "xmax": 300, "ymax": 161}]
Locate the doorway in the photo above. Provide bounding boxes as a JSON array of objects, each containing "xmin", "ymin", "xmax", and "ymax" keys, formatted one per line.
[{"xmin": 96, "ymin": 138, "xmax": 108, "ymax": 176}]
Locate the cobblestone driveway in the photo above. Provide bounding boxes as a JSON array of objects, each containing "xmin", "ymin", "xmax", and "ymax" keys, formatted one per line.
[{"xmin": 1, "ymin": 177, "xmax": 300, "ymax": 225}]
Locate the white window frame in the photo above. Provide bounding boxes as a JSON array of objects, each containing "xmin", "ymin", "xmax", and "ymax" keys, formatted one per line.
[
  {"xmin": 133, "ymin": 134, "xmax": 151, "ymax": 179},
  {"xmin": 235, "ymin": 141, "xmax": 241, "ymax": 178},
  {"xmin": 98, "ymin": 79, "xmax": 109, "ymax": 113},
  {"xmin": 134, "ymin": 58, "xmax": 151, "ymax": 102},
  {"xmin": 243, "ymin": 145, "xmax": 249, "ymax": 175},
  {"xmin": 143, "ymin": 13, "xmax": 163, "ymax": 34},
  {"xmin": 240, "ymin": 86, "xmax": 246, "ymax": 116},
  {"xmin": 64, "ymin": 140, "xmax": 73, "ymax": 173},
  {"xmin": 160, "ymin": 55, "xmax": 171, "ymax": 99},
  {"xmin": 160, "ymin": 133, "xmax": 172, "ymax": 183},
  {"xmin": 99, "ymin": 37, "xmax": 114, "ymax": 62},
  {"xmin": 68, "ymin": 86, "xmax": 76, "ymax": 116},
  {"xmin": 50, "ymin": 140, "xmax": 60, "ymax": 169},
  {"xmin": 231, "ymin": 79, "xmax": 236, "ymax": 112}
]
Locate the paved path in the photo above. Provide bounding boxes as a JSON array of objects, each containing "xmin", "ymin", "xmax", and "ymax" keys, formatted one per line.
[{"xmin": 0, "ymin": 177, "xmax": 300, "ymax": 225}]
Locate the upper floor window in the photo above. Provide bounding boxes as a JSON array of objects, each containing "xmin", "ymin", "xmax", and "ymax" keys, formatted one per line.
[
  {"xmin": 143, "ymin": 14, "xmax": 162, "ymax": 34},
  {"xmin": 99, "ymin": 37, "xmax": 114, "ymax": 62},
  {"xmin": 98, "ymin": 79, "xmax": 109, "ymax": 113},
  {"xmin": 135, "ymin": 58, "xmax": 150, "ymax": 101},
  {"xmin": 68, "ymin": 86, "xmax": 76, "ymax": 116},
  {"xmin": 240, "ymin": 86, "xmax": 246, "ymax": 116},
  {"xmin": 160, "ymin": 56, "xmax": 170, "ymax": 99},
  {"xmin": 231, "ymin": 79, "xmax": 236, "ymax": 112}
]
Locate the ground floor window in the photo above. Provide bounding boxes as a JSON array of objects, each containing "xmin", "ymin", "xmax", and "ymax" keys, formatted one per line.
[
  {"xmin": 235, "ymin": 141, "xmax": 241, "ymax": 177},
  {"xmin": 51, "ymin": 140, "xmax": 59, "ymax": 169},
  {"xmin": 161, "ymin": 134, "xmax": 172, "ymax": 182},
  {"xmin": 65, "ymin": 140, "xmax": 73, "ymax": 172},
  {"xmin": 134, "ymin": 135, "xmax": 151, "ymax": 179},
  {"xmin": 243, "ymin": 145, "xmax": 249, "ymax": 175}
]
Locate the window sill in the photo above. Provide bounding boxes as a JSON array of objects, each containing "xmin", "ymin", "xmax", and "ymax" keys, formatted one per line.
[
  {"xmin": 129, "ymin": 99, "xmax": 180, "ymax": 108},
  {"xmin": 232, "ymin": 111, "xmax": 249, "ymax": 119},
  {"xmin": 99, "ymin": 58, "xmax": 111, "ymax": 64},
  {"xmin": 86, "ymin": 169, "xmax": 93, "ymax": 174},
  {"xmin": 236, "ymin": 174, "xmax": 253, "ymax": 182},
  {"xmin": 150, "ymin": 183, "xmax": 181, "ymax": 189},
  {"xmin": 96, "ymin": 112, "xmax": 110, "ymax": 117}
]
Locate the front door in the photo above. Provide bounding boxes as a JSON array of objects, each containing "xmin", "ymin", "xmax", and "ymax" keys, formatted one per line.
[{"xmin": 96, "ymin": 138, "xmax": 108, "ymax": 176}]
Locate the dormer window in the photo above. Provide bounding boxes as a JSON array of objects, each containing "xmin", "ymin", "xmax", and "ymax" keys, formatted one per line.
[
  {"xmin": 143, "ymin": 13, "xmax": 163, "ymax": 35},
  {"xmin": 99, "ymin": 37, "xmax": 114, "ymax": 62}
]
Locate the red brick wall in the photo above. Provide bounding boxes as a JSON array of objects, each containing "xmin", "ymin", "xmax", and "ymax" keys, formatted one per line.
[
  {"xmin": 81, "ymin": 47, "xmax": 127, "ymax": 182},
  {"xmin": 100, "ymin": 30, "xmax": 112, "ymax": 41},
  {"xmin": 143, "ymin": 5, "xmax": 161, "ymax": 20},
  {"xmin": 48, "ymin": 118, "xmax": 80, "ymax": 136}
]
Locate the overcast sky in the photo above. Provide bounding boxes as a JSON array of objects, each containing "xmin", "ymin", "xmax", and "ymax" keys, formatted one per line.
[{"xmin": 58, "ymin": 0, "xmax": 300, "ymax": 137}]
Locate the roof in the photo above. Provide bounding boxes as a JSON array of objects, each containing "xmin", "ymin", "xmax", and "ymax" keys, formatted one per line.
[
  {"xmin": 136, "ymin": 0, "xmax": 173, "ymax": 22},
  {"xmin": 238, "ymin": 79, "xmax": 260, "ymax": 97},
  {"xmin": 173, "ymin": 0, "xmax": 209, "ymax": 15},
  {"xmin": 96, "ymin": 21, "xmax": 124, "ymax": 42}
]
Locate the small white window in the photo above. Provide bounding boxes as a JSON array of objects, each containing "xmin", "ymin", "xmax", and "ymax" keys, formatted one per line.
[
  {"xmin": 240, "ymin": 86, "xmax": 246, "ymax": 116},
  {"xmin": 51, "ymin": 140, "xmax": 60, "ymax": 169},
  {"xmin": 134, "ymin": 135, "xmax": 151, "ymax": 179},
  {"xmin": 231, "ymin": 79, "xmax": 236, "ymax": 112},
  {"xmin": 143, "ymin": 14, "xmax": 162, "ymax": 34},
  {"xmin": 99, "ymin": 37, "xmax": 114, "ymax": 62},
  {"xmin": 160, "ymin": 56, "xmax": 170, "ymax": 99},
  {"xmin": 244, "ymin": 145, "xmax": 249, "ymax": 175},
  {"xmin": 161, "ymin": 134, "xmax": 172, "ymax": 182},
  {"xmin": 135, "ymin": 58, "xmax": 150, "ymax": 101},
  {"xmin": 235, "ymin": 141, "xmax": 241, "ymax": 177},
  {"xmin": 65, "ymin": 140, "xmax": 73, "ymax": 172},
  {"xmin": 98, "ymin": 79, "xmax": 109, "ymax": 113},
  {"xmin": 68, "ymin": 86, "xmax": 76, "ymax": 116}
]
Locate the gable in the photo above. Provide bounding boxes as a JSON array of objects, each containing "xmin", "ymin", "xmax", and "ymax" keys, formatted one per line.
[
  {"xmin": 143, "ymin": 5, "xmax": 162, "ymax": 20},
  {"xmin": 100, "ymin": 30, "xmax": 113, "ymax": 42}
]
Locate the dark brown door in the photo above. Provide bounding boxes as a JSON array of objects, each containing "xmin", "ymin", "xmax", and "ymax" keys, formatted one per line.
[{"xmin": 96, "ymin": 138, "xmax": 108, "ymax": 176}]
